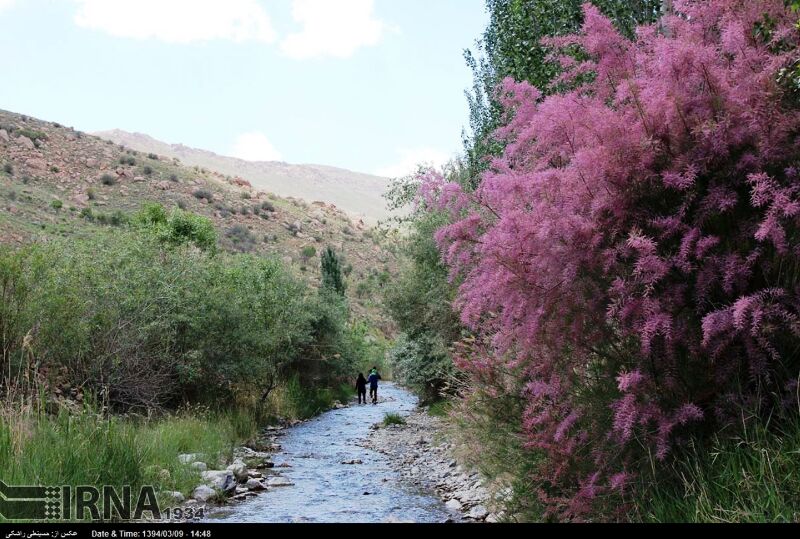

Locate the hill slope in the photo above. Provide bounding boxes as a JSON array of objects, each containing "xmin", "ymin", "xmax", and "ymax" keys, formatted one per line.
[
  {"xmin": 0, "ymin": 109, "xmax": 397, "ymax": 333},
  {"xmin": 94, "ymin": 129, "xmax": 392, "ymax": 224}
]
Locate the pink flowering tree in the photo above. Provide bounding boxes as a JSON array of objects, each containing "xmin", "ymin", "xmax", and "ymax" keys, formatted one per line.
[{"xmin": 424, "ymin": 0, "xmax": 800, "ymax": 519}]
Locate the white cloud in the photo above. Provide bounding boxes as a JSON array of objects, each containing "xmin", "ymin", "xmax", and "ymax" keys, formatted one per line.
[
  {"xmin": 376, "ymin": 147, "xmax": 452, "ymax": 178},
  {"xmin": 281, "ymin": 0, "xmax": 385, "ymax": 59},
  {"xmin": 230, "ymin": 131, "xmax": 283, "ymax": 162},
  {"xmin": 73, "ymin": 0, "xmax": 276, "ymax": 44}
]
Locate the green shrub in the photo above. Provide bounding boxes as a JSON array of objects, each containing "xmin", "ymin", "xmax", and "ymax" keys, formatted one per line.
[
  {"xmin": 383, "ymin": 413, "xmax": 406, "ymax": 426},
  {"xmin": 225, "ymin": 225, "xmax": 256, "ymax": 252},
  {"xmin": 100, "ymin": 174, "xmax": 117, "ymax": 186},
  {"xmin": 16, "ymin": 128, "xmax": 47, "ymax": 142},
  {"xmin": 301, "ymin": 246, "xmax": 317, "ymax": 260},
  {"xmin": 50, "ymin": 199, "xmax": 63, "ymax": 210},
  {"xmin": 260, "ymin": 201, "xmax": 275, "ymax": 212},
  {"xmin": 193, "ymin": 189, "xmax": 213, "ymax": 202},
  {"xmin": 147, "ymin": 153, "xmax": 159, "ymax": 160},
  {"xmin": 135, "ymin": 203, "xmax": 217, "ymax": 252},
  {"xmin": 143, "ymin": 165, "xmax": 153, "ymax": 175},
  {"xmin": 3, "ymin": 163, "xmax": 12, "ymax": 175}
]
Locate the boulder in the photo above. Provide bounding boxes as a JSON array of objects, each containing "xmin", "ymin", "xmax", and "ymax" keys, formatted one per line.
[
  {"xmin": 156, "ymin": 181, "xmax": 172, "ymax": 190},
  {"xmin": 178, "ymin": 453, "xmax": 204, "ymax": 464},
  {"xmin": 0, "ymin": 129, "xmax": 9, "ymax": 142},
  {"xmin": 190, "ymin": 462, "xmax": 207, "ymax": 472},
  {"xmin": 201, "ymin": 470, "xmax": 236, "ymax": 493},
  {"xmin": 17, "ymin": 136, "xmax": 34, "ymax": 150},
  {"xmin": 164, "ymin": 491, "xmax": 185, "ymax": 503},
  {"xmin": 226, "ymin": 459, "xmax": 248, "ymax": 483},
  {"xmin": 445, "ymin": 499, "xmax": 462, "ymax": 512},
  {"xmin": 245, "ymin": 478, "xmax": 265, "ymax": 491},
  {"xmin": 265, "ymin": 476, "xmax": 294, "ymax": 487},
  {"xmin": 468, "ymin": 505, "xmax": 489, "ymax": 520},
  {"xmin": 192, "ymin": 485, "xmax": 216, "ymax": 502}
]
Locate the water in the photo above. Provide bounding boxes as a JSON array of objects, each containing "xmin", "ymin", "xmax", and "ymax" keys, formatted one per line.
[{"xmin": 208, "ymin": 383, "xmax": 455, "ymax": 523}]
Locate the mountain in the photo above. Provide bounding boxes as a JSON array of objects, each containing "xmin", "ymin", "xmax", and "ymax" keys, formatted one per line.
[
  {"xmin": 0, "ymin": 109, "xmax": 397, "ymax": 333},
  {"xmin": 93, "ymin": 129, "xmax": 392, "ymax": 225}
]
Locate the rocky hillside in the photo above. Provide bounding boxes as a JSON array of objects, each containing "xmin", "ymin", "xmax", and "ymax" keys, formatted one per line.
[
  {"xmin": 0, "ymin": 109, "xmax": 397, "ymax": 333},
  {"xmin": 95, "ymin": 129, "xmax": 393, "ymax": 225}
]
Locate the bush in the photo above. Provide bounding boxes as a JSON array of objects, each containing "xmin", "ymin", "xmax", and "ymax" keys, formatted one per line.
[
  {"xmin": 135, "ymin": 203, "xmax": 217, "ymax": 252},
  {"xmin": 193, "ymin": 189, "xmax": 213, "ymax": 202},
  {"xmin": 424, "ymin": 1, "xmax": 800, "ymax": 520},
  {"xmin": 3, "ymin": 163, "xmax": 12, "ymax": 175},
  {"xmin": 119, "ymin": 156, "xmax": 136, "ymax": 166},
  {"xmin": 147, "ymin": 153, "xmax": 159, "ymax": 160},
  {"xmin": 16, "ymin": 128, "xmax": 47, "ymax": 142},
  {"xmin": 383, "ymin": 413, "xmax": 406, "ymax": 426},
  {"xmin": 143, "ymin": 165, "xmax": 153, "ymax": 175},
  {"xmin": 225, "ymin": 225, "xmax": 256, "ymax": 252},
  {"xmin": 50, "ymin": 199, "xmax": 62, "ymax": 210},
  {"xmin": 300, "ymin": 246, "xmax": 316, "ymax": 260},
  {"xmin": 100, "ymin": 174, "xmax": 117, "ymax": 186},
  {"xmin": 0, "ymin": 228, "xmax": 360, "ymax": 412},
  {"xmin": 260, "ymin": 201, "xmax": 275, "ymax": 212}
]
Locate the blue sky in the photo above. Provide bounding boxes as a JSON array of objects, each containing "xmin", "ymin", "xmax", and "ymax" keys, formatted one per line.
[{"xmin": 0, "ymin": 0, "xmax": 487, "ymax": 176}]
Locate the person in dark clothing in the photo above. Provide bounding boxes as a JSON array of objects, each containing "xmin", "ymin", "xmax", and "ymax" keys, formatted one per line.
[
  {"xmin": 367, "ymin": 367, "xmax": 381, "ymax": 404},
  {"xmin": 355, "ymin": 373, "xmax": 367, "ymax": 404}
]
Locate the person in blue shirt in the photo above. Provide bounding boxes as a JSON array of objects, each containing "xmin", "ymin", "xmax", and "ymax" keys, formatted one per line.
[{"xmin": 367, "ymin": 367, "xmax": 381, "ymax": 404}]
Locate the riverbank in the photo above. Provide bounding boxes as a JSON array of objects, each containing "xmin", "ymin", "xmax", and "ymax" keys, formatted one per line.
[{"xmin": 362, "ymin": 405, "xmax": 500, "ymax": 523}]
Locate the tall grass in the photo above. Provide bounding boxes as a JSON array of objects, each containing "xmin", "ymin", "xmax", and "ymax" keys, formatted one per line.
[
  {"xmin": 270, "ymin": 375, "xmax": 354, "ymax": 420},
  {"xmin": 637, "ymin": 413, "xmax": 800, "ymax": 523},
  {"xmin": 0, "ymin": 398, "xmax": 259, "ymax": 521}
]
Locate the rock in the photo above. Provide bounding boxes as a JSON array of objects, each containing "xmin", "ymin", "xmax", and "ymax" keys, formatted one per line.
[
  {"xmin": 164, "ymin": 491, "xmax": 184, "ymax": 503},
  {"xmin": 341, "ymin": 459, "xmax": 363, "ymax": 465},
  {"xmin": 468, "ymin": 505, "xmax": 489, "ymax": 520},
  {"xmin": 71, "ymin": 194, "xmax": 89, "ymax": 206},
  {"xmin": 156, "ymin": 181, "xmax": 172, "ymax": 190},
  {"xmin": 178, "ymin": 453, "xmax": 204, "ymax": 464},
  {"xmin": 485, "ymin": 513, "xmax": 501, "ymax": 523},
  {"xmin": 133, "ymin": 176, "xmax": 145, "ymax": 182},
  {"xmin": 227, "ymin": 459, "xmax": 249, "ymax": 483},
  {"xmin": 245, "ymin": 478, "xmax": 266, "ymax": 491},
  {"xmin": 192, "ymin": 485, "xmax": 216, "ymax": 502},
  {"xmin": 17, "ymin": 136, "xmax": 34, "ymax": 150},
  {"xmin": 265, "ymin": 476, "xmax": 294, "ymax": 487},
  {"xmin": 25, "ymin": 158, "xmax": 46, "ymax": 170},
  {"xmin": 445, "ymin": 499, "xmax": 462, "ymax": 512},
  {"xmin": 0, "ymin": 129, "xmax": 9, "ymax": 142},
  {"xmin": 190, "ymin": 462, "xmax": 207, "ymax": 472},
  {"xmin": 85, "ymin": 158, "xmax": 97, "ymax": 168},
  {"xmin": 201, "ymin": 470, "xmax": 236, "ymax": 493}
]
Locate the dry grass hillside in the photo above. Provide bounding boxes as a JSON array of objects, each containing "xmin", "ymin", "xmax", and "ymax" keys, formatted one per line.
[
  {"xmin": 94, "ymin": 129, "xmax": 393, "ymax": 225},
  {"xmin": 0, "ymin": 109, "xmax": 397, "ymax": 333}
]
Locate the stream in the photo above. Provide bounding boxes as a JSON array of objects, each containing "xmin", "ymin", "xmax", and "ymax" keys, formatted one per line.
[{"xmin": 208, "ymin": 383, "xmax": 457, "ymax": 523}]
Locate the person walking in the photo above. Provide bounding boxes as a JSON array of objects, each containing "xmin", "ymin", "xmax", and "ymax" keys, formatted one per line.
[
  {"xmin": 367, "ymin": 367, "xmax": 381, "ymax": 404},
  {"xmin": 355, "ymin": 373, "xmax": 367, "ymax": 404}
]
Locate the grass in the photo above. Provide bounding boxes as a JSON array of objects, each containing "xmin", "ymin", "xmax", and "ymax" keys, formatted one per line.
[
  {"xmin": 0, "ymin": 397, "xmax": 260, "ymax": 521},
  {"xmin": 270, "ymin": 375, "xmax": 354, "ymax": 420},
  {"xmin": 427, "ymin": 399, "xmax": 452, "ymax": 418},
  {"xmin": 637, "ymin": 412, "xmax": 800, "ymax": 523},
  {"xmin": 383, "ymin": 413, "xmax": 406, "ymax": 426}
]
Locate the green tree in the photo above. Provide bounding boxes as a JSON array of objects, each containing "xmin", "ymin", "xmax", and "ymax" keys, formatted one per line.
[{"xmin": 320, "ymin": 246, "xmax": 346, "ymax": 296}]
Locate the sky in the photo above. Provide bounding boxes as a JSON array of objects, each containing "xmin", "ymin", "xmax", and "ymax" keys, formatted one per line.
[{"xmin": 0, "ymin": 0, "xmax": 487, "ymax": 177}]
